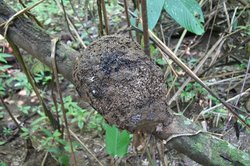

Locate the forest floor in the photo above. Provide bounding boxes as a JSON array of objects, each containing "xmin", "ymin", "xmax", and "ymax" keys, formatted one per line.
[{"xmin": 0, "ymin": 0, "xmax": 250, "ymax": 166}]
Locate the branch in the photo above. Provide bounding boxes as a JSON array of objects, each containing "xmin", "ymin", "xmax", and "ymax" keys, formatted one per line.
[
  {"xmin": 0, "ymin": 1, "xmax": 249, "ymax": 165},
  {"xmin": 0, "ymin": 0, "xmax": 79, "ymax": 83},
  {"xmin": 156, "ymin": 113, "xmax": 250, "ymax": 165}
]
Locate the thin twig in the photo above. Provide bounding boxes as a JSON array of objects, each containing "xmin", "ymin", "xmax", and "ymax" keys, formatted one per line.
[
  {"xmin": 135, "ymin": 0, "xmax": 141, "ymax": 43},
  {"xmin": 17, "ymin": 0, "xmax": 44, "ymax": 28},
  {"xmin": 51, "ymin": 38, "xmax": 77, "ymax": 166},
  {"xmin": 159, "ymin": 24, "xmax": 166, "ymax": 45},
  {"xmin": 235, "ymin": 56, "xmax": 250, "ymax": 106},
  {"xmin": 119, "ymin": 6, "xmax": 250, "ymax": 128},
  {"xmin": 229, "ymin": 7, "xmax": 238, "ymax": 33},
  {"xmin": 205, "ymin": 74, "xmax": 250, "ymax": 86},
  {"xmin": 54, "ymin": 0, "xmax": 87, "ymax": 48},
  {"xmin": 69, "ymin": 129, "xmax": 104, "ymax": 166},
  {"xmin": 199, "ymin": 29, "xmax": 247, "ymax": 76},
  {"xmin": 158, "ymin": 0, "xmax": 209, "ymax": 104},
  {"xmin": 121, "ymin": 7, "xmax": 250, "ymax": 127},
  {"xmin": 200, "ymin": 70, "xmax": 244, "ymax": 81},
  {"xmin": 141, "ymin": 0, "xmax": 150, "ymax": 56},
  {"xmin": 222, "ymin": 2, "xmax": 231, "ymax": 32},
  {"xmin": 174, "ymin": 29, "xmax": 187, "ymax": 54},
  {"xmin": 165, "ymin": 28, "xmax": 188, "ymax": 97},
  {"xmin": 204, "ymin": 0, "xmax": 220, "ymax": 53},
  {"xmin": 209, "ymin": 36, "xmax": 226, "ymax": 66},
  {"xmin": 101, "ymin": 0, "xmax": 109, "ymax": 34},
  {"xmin": 0, "ymin": 0, "xmax": 45, "ymax": 29},
  {"xmin": 51, "ymin": 80, "xmax": 60, "ymax": 132},
  {"xmin": 148, "ymin": 30, "xmax": 250, "ymax": 129},
  {"xmin": 97, "ymin": 0, "xmax": 104, "ymax": 36},
  {"xmin": 197, "ymin": 88, "xmax": 250, "ymax": 119},
  {"xmin": 0, "ymin": 97, "xmax": 21, "ymax": 130},
  {"xmin": 123, "ymin": 0, "xmax": 132, "ymax": 38},
  {"xmin": 168, "ymin": 35, "xmax": 226, "ymax": 105},
  {"xmin": 7, "ymin": 40, "xmax": 59, "ymax": 130},
  {"xmin": 41, "ymin": 152, "xmax": 48, "ymax": 166},
  {"xmin": 60, "ymin": 0, "xmax": 77, "ymax": 41},
  {"xmin": 68, "ymin": 0, "xmax": 84, "ymax": 27}
]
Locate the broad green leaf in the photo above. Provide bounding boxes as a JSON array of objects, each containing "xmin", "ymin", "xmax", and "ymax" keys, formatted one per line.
[
  {"xmin": 147, "ymin": 0, "xmax": 165, "ymax": 29},
  {"xmin": 105, "ymin": 124, "xmax": 130, "ymax": 157},
  {"xmin": 130, "ymin": 0, "xmax": 164, "ymax": 30},
  {"xmin": 164, "ymin": 0, "xmax": 205, "ymax": 35}
]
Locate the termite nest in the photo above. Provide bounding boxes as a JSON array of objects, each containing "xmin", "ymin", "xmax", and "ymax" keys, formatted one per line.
[{"xmin": 73, "ymin": 35, "xmax": 172, "ymax": 133}]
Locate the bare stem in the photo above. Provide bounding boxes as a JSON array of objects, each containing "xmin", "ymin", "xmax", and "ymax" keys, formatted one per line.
[
  {"xmin": 141, "ymin": 0, "xmax": 150, "ymax": 56},
  {"xmin": 101, "ymin": 0, "xmax": 109, "ymax": 34}
]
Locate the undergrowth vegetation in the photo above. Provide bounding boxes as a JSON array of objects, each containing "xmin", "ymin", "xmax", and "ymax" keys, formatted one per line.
[{"xmin": 0, "ymin": 0, "xmax": 250, "ymax": 165}]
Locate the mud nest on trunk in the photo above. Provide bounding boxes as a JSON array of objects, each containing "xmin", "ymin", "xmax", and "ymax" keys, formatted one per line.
[{"xmin": 73, "ymin": 35, "xmax": 172, "ymax": 133}]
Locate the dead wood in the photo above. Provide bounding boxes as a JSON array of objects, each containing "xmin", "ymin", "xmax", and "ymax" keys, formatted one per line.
[{"xmin": 0, "ymin": 0, "xmax": 249, "ymax": 165}]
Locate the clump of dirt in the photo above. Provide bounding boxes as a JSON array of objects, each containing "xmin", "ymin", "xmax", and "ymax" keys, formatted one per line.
[{"xmin": 73, "ymin": 35, "xmax": 172, "ymax": 132}]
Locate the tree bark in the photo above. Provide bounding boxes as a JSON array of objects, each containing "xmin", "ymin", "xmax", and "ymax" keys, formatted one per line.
[
  {"xmin": 0, "ymin": 0, "xmax": 79, "ymax": 83},
  {"xmin": 0, "ymin": 1, "xmax": 249, "ymax": 165}
]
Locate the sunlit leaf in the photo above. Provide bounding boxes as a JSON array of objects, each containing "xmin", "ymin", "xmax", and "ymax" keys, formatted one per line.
[
  {"xmin": 105, "ymin": 124, "xmax": 130, "ymax": 157},
  {"xmin": 147, "ymin": 0, "xmax": 165, "ymax": 30},
  {"xmin": 164, "ymin": 0, "xmax": 204, "ymax": 35}
]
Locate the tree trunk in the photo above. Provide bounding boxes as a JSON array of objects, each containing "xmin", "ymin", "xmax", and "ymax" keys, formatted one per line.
[{"xmin": 0, "ymin": 1, "xmax": 249, "ymax": 165}]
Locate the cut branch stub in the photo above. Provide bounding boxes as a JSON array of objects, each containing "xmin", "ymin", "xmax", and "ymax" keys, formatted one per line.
[{"xmin": 73, "ymin": 35, "xmax": 172, "ymax": 133}]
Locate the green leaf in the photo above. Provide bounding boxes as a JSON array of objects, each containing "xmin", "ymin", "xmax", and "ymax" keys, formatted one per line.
[
  {"xmin": 20, "ymin": 127, "xmax": 30, "ymax": 138},
  {"xmin": 31, "ymin": 61, "xmax": 50, "ymax": 74},
  {"xmin": 0, "ymin": 110, "xmax": 4, "ymax": 119},
  {"xmin": 147, "ymin": 0, "xmax": 165, "ymax": 29},
  {"xmin": 105, "ymin": 124, "xmax": 130, "ymax": 157},
  {"xmin": 48, "ymin": 147, "xmax": 61, "ymax": 154},
  {"xmin": 130, "ymin": 0, "xmax": 164, "ymax": 30},
  {"xmin": 164, "ymin": 0, "xmax": 205, "ymax": 35},
  {"xmin": 78, "ymin": 121, "xmax": 84, "ymax": 129},
  {"xmin": 156, "ymin": 58, "xmax": 166, "ymax": 65},
  {"xmin": 64, "ymin": 141, "xmax": 79, "ymax": 152},
  {"xmin": 239, "ymin": 114, "xmax": 250, "ymax": 126},
  {"xmin": 52, "ymin": 130, "xmax": 62, "ymax": 138},
  {"xmin": 0, "ymin": 161, "xmax": 7, "ymax": 166},
  {"xmin": 130, "ymin": 10, "xmax": 142, "ymax": 31},
  {"xmin": 0, "ymin": 65, "xmax": 11, "ymax": 71},
  {"xmin": 0, "ymin": 53, "xmax": 12, "ymax": 63},
  {"xmin": 58, "ymin": 154, "xmax": 70, "ymax": 166},
  {"xmin": 41, "ymin": 128, "xmax": 53, "ymax": 137},
  {"xmin": 44, "ymin": 18, "xmax": 52, "ymax": 25},
  {"xmin": 31, "ymin": 116, "xmax": 47, "ymax": 126},
  {"xmin": 0, "ymin": 141, "xmax": 6, "ymax": 146}
]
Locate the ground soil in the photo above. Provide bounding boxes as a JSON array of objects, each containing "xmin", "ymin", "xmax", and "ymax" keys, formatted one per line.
[{"xmin": 0, "ymin": 0, "xmax": 250, "ymax": 165}]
